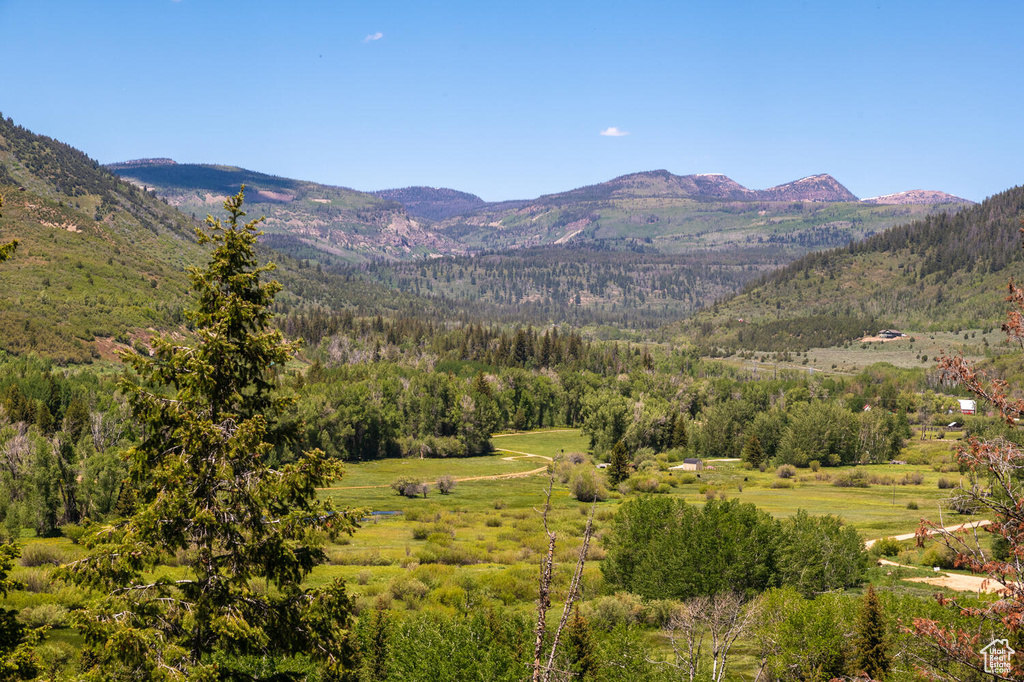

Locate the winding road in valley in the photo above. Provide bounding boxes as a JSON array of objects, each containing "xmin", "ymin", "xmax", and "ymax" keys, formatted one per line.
[
  {"xmin": 324, "ymin": 432, "xmax": 555, "ymax": 490},
  {"xmin": 868, "ymin": 520, "xmax": 1002, "ymax": 593}
]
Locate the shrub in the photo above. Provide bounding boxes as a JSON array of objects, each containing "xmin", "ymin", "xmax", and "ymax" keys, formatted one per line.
[
  {"xmin": 776, "ymin": 465, "xmax": 797, "ymax": 479},
  {"xmin": 429, "ymin": 585, "xmax": 469, "ymax": 611},
  {"xmin": 569, "ymin": 469, "xmax": 607, "ymax": 502},
  {"xmin": 480, "ymin": 569, "xmax": 535, "ymax": 605},
  {"xmin": 19, "ymin": 544, "xmax": 67, "ymax": 567},
  {"xmin": 937, "ymin": 477, "xmax": 957, "ymax": 489},
  {"xmin": 644, "ymin": 599, "xmax": 684, "ymax": 627},
  {"xmin": 920, "ymin": 545, "xmax": 956, "ymax": 569},
  {"xmin": 18, "ymin": 568, "xmax": 52, "ymax": 594},
  {"xmin": 904, "ymin": 452, "xmax": 931, "ymax": 465},
  {"xmin": 809, "ymin": 460, "xmax": 821, "ymax": 472},
  {"xmin": 492, "ymin": 499, "xmax": 506, "ymax": 510},
  {"xmin": 632, "ymin": 447, "xmax": 657, "ymax": 467},
  {"xmin": 832, "ymin": 471, "xmax": 870, "ymax": 488},
  {"xmin": 60, "ymin": 523, "xmax": 89, "ymax": 545},
  {"xmin": 18, "ymin": 603, "xmax": 69, "ymax": 629},
  {"xmin": 437, "ymin": 475, "xmax": 456, "ymax": 495},
  {"xmin": 484, "ymin": 516, "xmax": 502, "ymax": 528},
  {"xmin": 356, "ymin": 570, "xmax": 371, "ymax": 585},
  {"xmin": 416, "ymin": 545, "xmax": 480, "ymax": 566},
  {"xmin": 630, "ymin": 476, "xmax": 663, "ymax": 494},
  {"xmin": 426, "ymin": 532, "xmax": 452, "ymax": 547},
  {"xmin": 411, "ymin": 525, "xmax": 432, "ymax": 540},
  {"xmin": 770, "ymin": 480, "xmax": 793, "ymax": 489},
  {"xmin": 391, "ymin": 477, "xmax": 425, "ymax": 498},
  {"xmin": 871, "ymin": 537, "xmax": 903, "ymax": 557},
  {"xmin": 389, "ymin": 576, "xmax": 429, "ymax": 602},
  {"xmin": 663, "ymin": 448, "xmax": 685, "ymax": 463},
  {"xmin": 906, "ymin": 501, "xmax": 919, "ymax": 510},
  {"xmin": 564, "ymin": 451, "xmax": 587, "ymax": 465},
  {"xmin": 580, "ymin": 593, "xmax": 645, "ymax": 631},
  {"xmin": 901, "ymin": 471, "xmax": 925, "ymax": 485}
]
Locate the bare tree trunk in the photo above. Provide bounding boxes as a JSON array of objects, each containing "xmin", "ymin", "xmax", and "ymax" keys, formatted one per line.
[
  {"xmin": 531, "ymin": 475, "xmax": 597, "ymax": 682},
  {"xmin": 542, "ymin": 503, "xmax": 595, "ymax": 682},
  {"xmin": 532, "ymin": 478, "xmax": 556, "ymax": 682}
]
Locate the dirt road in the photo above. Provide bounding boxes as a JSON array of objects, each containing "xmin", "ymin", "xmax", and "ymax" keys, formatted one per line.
[
  {"xmin": 864, "ymin": 520, "xmax": 991, "ymax": 549},
  {"xmin": 869, "ymin": 520, "xmax": 1003, "ymax": 594},
  {"xmin": 876, "ymin": 558, "xmax": 1005, "ymax": 594},
  {"xmin": 324, "ymin": 440, "xmax": 553, "ymax": 490}
]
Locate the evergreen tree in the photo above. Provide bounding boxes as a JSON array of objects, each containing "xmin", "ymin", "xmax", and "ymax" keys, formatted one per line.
[
  {"xmin": 853, "ymin": 585, "xmax": 889, "ymax": 680},
  {"xmin": 357, "ymin": 601, "xmax": 392, "ymax": 682},
  {"xmin": 62, "ymin": 395, "xmax": 90, "ymax": 444},
  {"xmin": 671, "ymin": 413, "xmax": 688, "ymax": 449},
  {"xmin": 741, "ymin": 434, "xmax": 765, "ymax": 468},
  {"xmin": 608, "ymin": 439, "xmax": 630, "ymax": 486},
  {"xmin": 61, "ymin": 188, "xmax": 357, "ymax": 680},
  {"xmin": 562, "ymin": 607, "xmax": 597, "ymax": 681}
]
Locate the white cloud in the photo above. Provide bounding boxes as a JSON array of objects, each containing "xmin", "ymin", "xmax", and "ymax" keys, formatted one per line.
[
  {"xmin": 364, "ymin": 32, "xmax": 384, "ymax": 43},
  {"xmin": 599, "ymin": 127, "xmax": 629, "ymax": 137}
]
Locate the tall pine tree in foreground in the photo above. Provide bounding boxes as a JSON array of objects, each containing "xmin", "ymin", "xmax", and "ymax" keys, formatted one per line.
[
  {"xmin": 62, "ymin": 188, "xmax": 357, "ymax": 681},
  {"xmin": 853, "ymin": 585, "xmax": 889, "ymax": 681}
]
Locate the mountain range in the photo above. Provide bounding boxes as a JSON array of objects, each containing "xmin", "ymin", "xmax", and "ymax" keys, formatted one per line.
[
  {"xmin": 111, "ymin": 161, "xmax": 971, "ymax": 264},
  {"xmin": 0, "ymin": 115, "xmax": 431, "ymax": 363},
  {"xmin": 685, "ymin": 182, "xmax": 1024, "ymax": 353},
  {"xmin": 0, "ymin": 112, "xmax": 1007, "ymax": 364}
]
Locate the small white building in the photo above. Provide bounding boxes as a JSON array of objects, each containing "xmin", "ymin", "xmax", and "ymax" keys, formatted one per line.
[
  {"xmin": 669, "ymin": 458, "xmax": 704, "ymax": 472},
  {"xmin": 958, "ymin": 399, "xmax": 977, "ymax": 416}
]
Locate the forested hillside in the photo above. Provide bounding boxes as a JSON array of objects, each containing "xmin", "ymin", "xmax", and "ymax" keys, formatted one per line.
[
  {"xmin": 109, "ymin": 160, "xmax": 455, "ymax": 261},
  {"xmin": 433, "ymin": 170, "xmax": 967, "ymax": 256},
  {"xmin": 0, "ymin": 115, "xmax": 438, "ymax": 363},
  {"xmin": 686, "ymin": 184, "xmax": 1024, "ymax": 352},
  {"xmin": 372, "ymin": 186, "xmax": 487, "ymax": 221},
  {"xmin": 358, "ymin": 243, "xmax": 783, "ymax": 330}
]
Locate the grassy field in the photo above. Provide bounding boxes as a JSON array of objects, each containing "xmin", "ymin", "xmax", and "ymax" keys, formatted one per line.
[
  {"xmin": 721, "ymin": 328, "xmax": 1002, "ymax": 375},
  {"xmin": 1, "ymin": 427, "xmax": 992, "ymax": 677},
  {"xmin": 308, "ymin": 429, "xmax": 984, "ymax": 613}
]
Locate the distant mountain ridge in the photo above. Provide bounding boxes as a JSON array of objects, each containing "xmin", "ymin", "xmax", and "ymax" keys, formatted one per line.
[
  {"xmin": 861, "ymin": 189, "xmax": 971, "ymax": 205},
  {"xmin": 372, "ymin": 186, "xmax": 486, "ymax": 221},
  {"xmin": 685, "ymin": 183, "xmax": 1024, "ymax": 352},
  {"xmin": 757, "ymin": 174, "xmax": 859, "ymax": 202},
  {"xmin": 109, "ymin": 159, "xmax": 973, "ymax": 268},
  {"xmin": 106, "ymin": 157, "xmax": 177, "ymax": 170},
  {"xmin": 108, "ymin": 160, "xmax": 455, "ymax": 262},
  {"xmin": 428, "ymin": 168, "xmax": 970, "ymax": 256},
  {"xmin": 0, "ymin": 116, "xmax": 437, "ymax": 362}
]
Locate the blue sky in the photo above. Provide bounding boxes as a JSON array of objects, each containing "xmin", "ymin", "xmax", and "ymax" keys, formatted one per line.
[{"xmin": 0, "ymin": 0, "xmax": 1021, "ymax": 201}]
